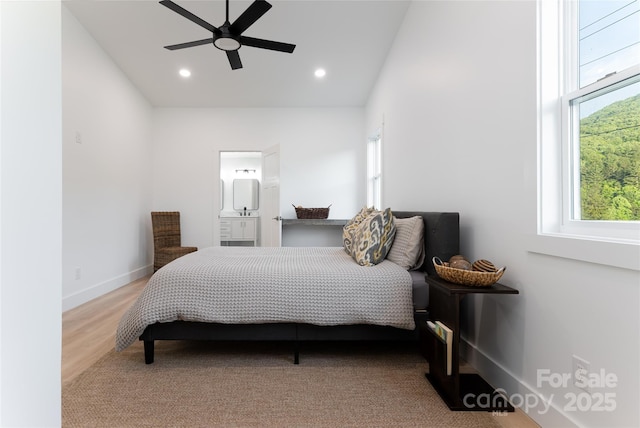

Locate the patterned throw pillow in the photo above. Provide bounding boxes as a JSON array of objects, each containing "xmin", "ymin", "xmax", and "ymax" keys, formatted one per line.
[
  {"xmin": 350, "ymin": 208, "xmax": 397, "ymax": 266},
  {"xmin": 343, "ymin": 206, "xmax": 376, "ymax": 255}
]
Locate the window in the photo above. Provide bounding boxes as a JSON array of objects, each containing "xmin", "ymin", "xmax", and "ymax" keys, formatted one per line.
[
  {"xmin": 367, "ymin": 132, "xmax": 382, "ymax": 210},
  {"xmin": 539, "ymin": 0, "xmax": 640, "ymax": 244}
]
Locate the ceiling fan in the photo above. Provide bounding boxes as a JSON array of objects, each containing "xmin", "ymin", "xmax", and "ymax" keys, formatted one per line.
[{"xmin": 160, "ymin": 0, "xmax": 296, "ymax": 70}]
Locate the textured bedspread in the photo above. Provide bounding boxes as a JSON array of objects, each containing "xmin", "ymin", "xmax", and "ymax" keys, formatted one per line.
[{"xmin": 116, "ymin": 246, "xmax": 415, "ymax": 351}]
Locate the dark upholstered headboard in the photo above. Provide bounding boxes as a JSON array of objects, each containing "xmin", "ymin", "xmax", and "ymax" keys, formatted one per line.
[{"xmin": 393, "ymin": 211, "xmax": 460, "ymax": 276}]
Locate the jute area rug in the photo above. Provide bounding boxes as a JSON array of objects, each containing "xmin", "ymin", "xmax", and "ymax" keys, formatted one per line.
[{"xmin": 63, "ymin": 340, "xmax": 502, "ymax": 428}]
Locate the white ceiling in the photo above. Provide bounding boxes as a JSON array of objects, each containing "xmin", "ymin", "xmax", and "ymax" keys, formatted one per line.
[{"xmin": 64, "ymin": 0, "xmax": 411, "ymax": 108}]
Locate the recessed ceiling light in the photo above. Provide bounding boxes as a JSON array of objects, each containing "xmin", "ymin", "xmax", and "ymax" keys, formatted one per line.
[
  {"xmin": 314, "ymin": 68, "xmax": 326, "ymax": 78},
  {"xmin": 179, "ymin": 68, "xmax": 191, "ymax": 78}
]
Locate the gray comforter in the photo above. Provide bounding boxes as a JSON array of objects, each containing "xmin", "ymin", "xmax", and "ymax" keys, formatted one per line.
[{"xmin": 116, "ymin": 246, "xmax": 415, "ymax": 351}]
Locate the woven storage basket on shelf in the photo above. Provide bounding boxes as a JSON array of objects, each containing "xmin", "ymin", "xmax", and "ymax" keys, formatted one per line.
[
  {"xmin": 292, "ymin": 204, "xmax": 331, "ymax": 219},
  {"xmin": 432, "ymin": 257, "xmax": 505, "ymax": 287}
]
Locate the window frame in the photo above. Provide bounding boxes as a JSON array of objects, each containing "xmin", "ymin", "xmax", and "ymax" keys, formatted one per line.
[
  {"xmin": 534, "ymin": 0, "xmax": 640, "ymax": 271},
  {"xmin": 560, "ymin": 66, "xmax": 640, "ymax": 240},
  {"xmin": 367, "ymin": 131, "xmax": 382, "ymax": 210}
]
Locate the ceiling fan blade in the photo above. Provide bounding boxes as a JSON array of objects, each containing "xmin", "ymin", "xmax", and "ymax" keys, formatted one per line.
[
  {"xmin": 226, "ymin": 50, "xmax": 243, "ymax": 70},
  {"xmin": 229, "ymin": 0, "xmax": 272, "ymax": 35},
  {"xmin": 164, "ymin": 38, "xmax": 212, "ymax": 50},
  {"xmin": 159, "ymin": 0, "xmax": 220, "ymax": 34},
  {"xmin": 239, "ymin": 36, "xmax": 295, "ymax": 53}
]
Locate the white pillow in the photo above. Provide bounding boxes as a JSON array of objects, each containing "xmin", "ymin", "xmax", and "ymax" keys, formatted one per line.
[{"xmin": 386, "ymin": 216, "xmax": 425, "ymax": 270}]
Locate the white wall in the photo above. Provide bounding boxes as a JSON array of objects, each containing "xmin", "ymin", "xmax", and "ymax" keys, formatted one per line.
[
  {"xmin": 366, "ymin": 2, "xmax": 639, "ymax": 427},
  {"xmin": 0, "ymin": 1, "xmax": 62, "ymax": 425},
  {"xmin": 61, "ymin": 6, "xmax": 153, "ymax": 311},
  {"xmin": 152, "ymin": 108, "xmax": 364, "ymax": 249}
]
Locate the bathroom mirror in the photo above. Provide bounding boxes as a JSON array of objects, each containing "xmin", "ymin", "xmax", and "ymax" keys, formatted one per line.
[
  {"xmin": 220, "ymin": 179, "xmax": 224, "ymax": 210},
  {"xmin": 233, "ymin": 179, "xmax": 259, "ymax": 210}
]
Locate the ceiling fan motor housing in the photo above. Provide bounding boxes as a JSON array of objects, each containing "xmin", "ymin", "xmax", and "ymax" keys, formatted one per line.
[{"xmin": 214, "ymin": 27, "xmax": 241, "ymax": 51}]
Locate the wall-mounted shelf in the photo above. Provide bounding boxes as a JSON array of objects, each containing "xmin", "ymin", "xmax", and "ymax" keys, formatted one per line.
[
  {"xmin": 282, "ymin": 219, "xmax": 348, "ymax": 227},
  {"xmin": 281, "ymin": 219, "xmax": 348, "ymax": 247}
]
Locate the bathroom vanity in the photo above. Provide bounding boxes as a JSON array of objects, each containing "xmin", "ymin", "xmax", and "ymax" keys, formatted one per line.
[
  {"xmin": 220, "ymin": 177, "xmax": 260, "ymax": 246},
  {"xmin": 220, "ymin": 216, "xmax": 258, "ymax": 246}
]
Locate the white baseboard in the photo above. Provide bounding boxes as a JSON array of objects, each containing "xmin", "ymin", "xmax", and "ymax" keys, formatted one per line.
[
  {"xmin": 460, "ymin": 338, "xmax": 580, "ymax": 428},
  {"xmin": 62, "ymin": 265, "xmax": 152, "ymax": 312}
]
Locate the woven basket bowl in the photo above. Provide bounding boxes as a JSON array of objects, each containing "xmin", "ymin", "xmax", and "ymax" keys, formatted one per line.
[
  {"xmin": 432, "ymin": 257, "xmax": 505, "ymax": 287},
  {"xmin": 293, "ymin": 204, "xmax": 331, "ymax": 219}
]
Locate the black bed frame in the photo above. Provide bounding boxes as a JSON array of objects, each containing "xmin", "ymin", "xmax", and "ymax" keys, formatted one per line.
[{"xmin": 139, "ymin": 211, "xmax": 460, "ymax": 364}]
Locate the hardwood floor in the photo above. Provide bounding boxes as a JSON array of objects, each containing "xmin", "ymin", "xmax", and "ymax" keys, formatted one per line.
[
  {"xmin": 61, "ymin": 277, "xmax": 539, "ymax": 428},
  {"xmin": 61, "ymin": 276, "xmax": 148, "ymax": 386}
]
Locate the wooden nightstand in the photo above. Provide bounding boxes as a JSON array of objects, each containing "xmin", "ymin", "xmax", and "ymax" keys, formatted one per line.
[{"xmin": 422, "ymin": 275, "xmax": 519, "ymax": 411}]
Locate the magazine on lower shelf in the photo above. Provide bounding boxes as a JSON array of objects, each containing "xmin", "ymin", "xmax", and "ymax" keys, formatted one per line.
[{"xmin": 426, "ymin": 320, "xmax": 453, "ymax": 375}]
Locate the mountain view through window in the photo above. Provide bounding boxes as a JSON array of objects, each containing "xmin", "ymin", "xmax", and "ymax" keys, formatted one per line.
[{"xmin": 576, "ymin": 0, "xmax": 639, "ymax": 221}]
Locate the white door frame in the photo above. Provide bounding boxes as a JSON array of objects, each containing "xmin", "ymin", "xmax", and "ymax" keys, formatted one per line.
[{"xmin": 261, "ymin": 144, "xmax": 281, "ymax": 247}]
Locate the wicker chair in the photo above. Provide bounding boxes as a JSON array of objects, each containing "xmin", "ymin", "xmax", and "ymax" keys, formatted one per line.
[{"xmin": 151, "ymin": 211, "xmax": 197, "ymax": 272}]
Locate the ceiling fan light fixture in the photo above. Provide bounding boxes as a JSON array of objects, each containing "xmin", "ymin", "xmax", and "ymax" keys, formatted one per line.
[{"xmin": 214, "ymin": 37, "xmax": 241, "ymax": 51}]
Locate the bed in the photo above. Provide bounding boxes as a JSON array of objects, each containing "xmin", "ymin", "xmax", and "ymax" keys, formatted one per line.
[{"xmin": 116, "ymin": 211, "xmax": 459, "ymax": 364}]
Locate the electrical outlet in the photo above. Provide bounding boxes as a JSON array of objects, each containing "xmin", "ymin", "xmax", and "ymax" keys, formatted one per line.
[
  {"xmin": 75, "ymin": 267, "xmax": 81, "ymax": 280},
  {"xmin": 75, "ymin": 131, "xmax": 82, "ymax": 144},
  {"xmin": 573, "ymin": 354, "xmax": 591, "ymax": 393}
]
